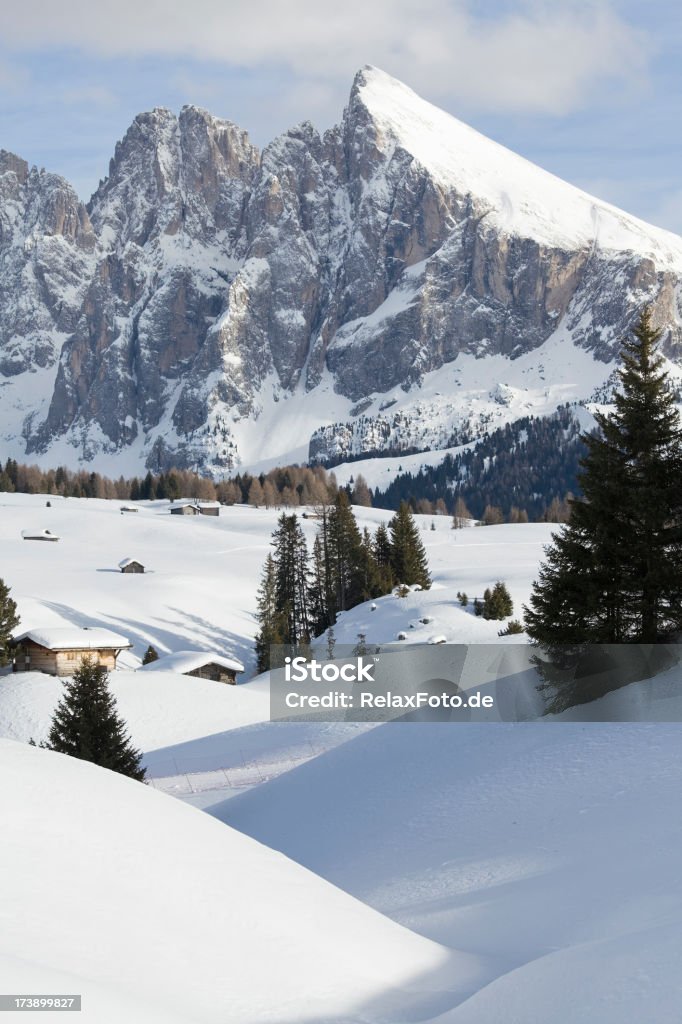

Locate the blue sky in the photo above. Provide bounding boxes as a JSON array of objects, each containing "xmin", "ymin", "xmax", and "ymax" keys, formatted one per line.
[{"xmin": 1, "ymin": 1, "xmax": 681, "ymax": 232}]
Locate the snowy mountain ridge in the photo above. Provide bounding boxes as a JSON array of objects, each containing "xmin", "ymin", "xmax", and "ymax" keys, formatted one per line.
[{"xmin": 1, "ymin": 66, "xmax": 682, "ymax": 477}]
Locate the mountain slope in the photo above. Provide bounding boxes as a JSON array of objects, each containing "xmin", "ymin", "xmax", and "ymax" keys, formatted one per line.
[
  {"xmin": 1, "ymin": 67, "xmax": 682, "ymax": 476},
  {"xmin": 0, "ymin": 739, "xmax": 487, "ymax": 1022}
]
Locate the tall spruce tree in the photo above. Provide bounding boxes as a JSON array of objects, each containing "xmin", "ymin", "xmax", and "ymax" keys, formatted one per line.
[
  {"xmin": 388, "ymin": 502, "xmax": 432, "ymax": 589},
  {"xmin": 373, "ymin": 522, "xmax": 394, "ymax": 593},
  {"xmin": 272, "ymin": 513, "xmax": 311, "ymax": 647},
  {"xmin": 254, "ymin": 553, "xmax": 283, "ymax": 672},
  {"xmin": 44, "ymin": 659, "xmax": 145, "ymax": 781},
  {"xmin": 526, "ymin": 309, "xmax": 682, "ymax": 647},
  {"xmin": 327, "ymin": 492, "xmax": 368, "ymax": 612},
  {"xmin": 0, "ymin": 577, "xmax": 20, "ymax": 665}
]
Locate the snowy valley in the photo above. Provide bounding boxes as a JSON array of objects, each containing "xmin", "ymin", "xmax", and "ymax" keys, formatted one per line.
[{"xmin": 2, "ymin": 494, "xmax": 682, "ymax": 1022}]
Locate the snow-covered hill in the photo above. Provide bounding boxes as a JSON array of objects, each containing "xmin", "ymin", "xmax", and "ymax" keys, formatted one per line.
[
  {"xmin": 223, "ymin": 721, "xmax": 682, "ymax": 1023},
  {"xmin": 2, "ymin": 494, "xmax": 682, "ymax": 1021},
  {"xmin": 3, "ymin": 67, "xmax": 682, "ymax": 476},
  {"xmin": 0, "ymin": 739, "xmax": 483, "ymax": 1023}
]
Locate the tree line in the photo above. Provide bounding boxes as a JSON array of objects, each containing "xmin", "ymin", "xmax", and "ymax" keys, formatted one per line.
[
  {"xmin": 0, "ymin": 457, "xmax": 378, "ymax": 510},
  {"xmin": 371, "ymin": 408, "xmax": 586, "ymax": 522},
  {"xmin": 255, "ymin": 496, "xmax": 431, "ymax": 671}
]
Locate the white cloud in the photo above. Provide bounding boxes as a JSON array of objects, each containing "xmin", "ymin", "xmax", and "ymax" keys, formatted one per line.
[{"xmin": 2, "ymin": 0, "xmax": 648, "ymax": 116}]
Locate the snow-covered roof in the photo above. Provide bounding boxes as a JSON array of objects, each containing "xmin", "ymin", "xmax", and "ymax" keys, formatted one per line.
[
  {"xmin": 118, "ymin": 557, "xmax": 144, "ymax": 568},
  {"xmin": 173, "ymin": 501, "xmax": 220, "ymax": 508},
  {"xmin": 139, "ymin": 650, "xmax": 245, "ymax": 675},
  {"xmin": 13, "ymin": 627, "xmax": 133, "ymax": 651}
]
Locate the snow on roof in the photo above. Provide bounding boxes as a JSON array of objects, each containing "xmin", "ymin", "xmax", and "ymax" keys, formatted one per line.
[
  {"xmin": 13, "ymin": 627, "xmax": 133, "ymax": 651},
  {"xmin": 118, "ymin": 557, "xmax": 144, "ymax": 568},
  {"xmin": 139, "ymin": 650, "xmax": 245, "ymax": 675},
  {"xmin": 172, "ymin": 500, "xmax": 220, "ymax": 508}
]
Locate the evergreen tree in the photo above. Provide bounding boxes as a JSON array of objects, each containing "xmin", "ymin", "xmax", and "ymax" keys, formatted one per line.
[
  {"xmin": 359, "ymin": 527, "xmax": 384, "ymax": 602},
  {"xmin": 272, "ymin": 514, "xmax": 311, "ymax": 647},
  {"xmin": 254, "ymin": 553, "xmax": 283, "ymax": 672},
  {"xmin": 166, "ymin": 472, "xmax": 181, "ymax": 502},
  {"xmin": 388, "ymin": 502, "xmax": 431, "ymax": 589},
  {"xmin": 326, "ymin": 623, "xmax": 336, "ymax": 661},
  {"xmin": 482, "ymin": 581, "xmax": 514, "ymax": 620},
  {"xmin": 526, "ymin": 309, "xmax": 682, "ymax": 647},
  {"xmin": 373, "ymin": 523, "xmax": 394, "ymax": 592},
  {"xmin": 43, "ymin": 659, "xmax": 145, "ymax": 781},
  {"xmin": 0, "ymin": 578, "xmax": 19, "ymax": 665},
  {"xmin": 142, "ymin": 645, "xmax": 159, "ymax": 665},
  {"xmin": 308, "ymin": 533, "xmax": 331, "ymax": 635},
  {"xmin": 327, "ymin": 492, "xmax": 367, "ymax": 612}
]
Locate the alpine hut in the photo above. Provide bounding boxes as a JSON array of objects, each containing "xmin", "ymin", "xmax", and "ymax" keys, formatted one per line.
[
  {"xmin": 11, "ymin": 627, "xmax": 132, "ymax": 677},
  {"xmin": 139, "ymin": 650, "xmax": 244, "ymax": 684},
  {"xmin": 119, "ymin": 557, "xmax": 145, "ymax": 574}
]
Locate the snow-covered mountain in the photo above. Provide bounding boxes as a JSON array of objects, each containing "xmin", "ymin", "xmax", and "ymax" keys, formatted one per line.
[{"xmin": 2, "ymin": 66, "xmax": 682, "ymax": 476}]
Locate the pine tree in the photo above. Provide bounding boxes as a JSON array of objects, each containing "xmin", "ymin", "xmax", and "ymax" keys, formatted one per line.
[
  {"xmin": 327, "ymin": 492, "xmax": 367, "ymax": 612},
  {"xmin": 142, "ymin": 645, "xmax": 159, "ymax": 665},
  {"xmin": 0, "ymin": 577, "xmax": 19, "ymax": 665},
  {"xmin": 272, "ymin": 514, "xmax": 311, "ymax": 647},
  {"xmin": 526, "ymin": 309, "xmax": 682, "ymax": 647},
  {"xmin": 43, "ymin": 659, "xmax": 146, "ymax": 781},
  {"xmin": 482, "ymin": 581, "xmax": 514, "ymax": 620},
  {"xmin": 373, "ymin": 523, "xmax": 394, "ymax": 593},
  {"xmin": 326, "ymin": 623, "xmax": 336, "ymax": 660},
  {"xmin": 388, "ymin": 502, "xmax": 431, "ymax": 589},
  {"xmin": 254, "ymin": 553, "xmax": 283, "ymax": 672}
]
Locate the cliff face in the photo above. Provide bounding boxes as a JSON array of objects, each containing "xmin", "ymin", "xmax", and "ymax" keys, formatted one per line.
[{"xmin": 2, "ymin": 67, "xmax": 682, "ymax": 475}]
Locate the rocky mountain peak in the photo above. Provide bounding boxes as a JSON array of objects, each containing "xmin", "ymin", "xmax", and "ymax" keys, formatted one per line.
[{"xmin": 2, "ymin": 68, "xmax": 682, "ymax": 477}]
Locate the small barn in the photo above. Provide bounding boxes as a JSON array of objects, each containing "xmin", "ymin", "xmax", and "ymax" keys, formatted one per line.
[
  {"xmin": 169, "ymin": 502, "xmax": 220, "ymax": 517},
  {"xmin": 170, "ymin": 503, "xmax": 201, "ymax": 516},
  {"xmin": 139, "ymin": 650, "xmax": 245, "ymax": 684},
  {"xmin": 119, "ymin": 557, "xmax": 145, "ymax": 574},
  {"xmin": 11, "ymin": 627, "xmax": 132, "ymax": 677}
]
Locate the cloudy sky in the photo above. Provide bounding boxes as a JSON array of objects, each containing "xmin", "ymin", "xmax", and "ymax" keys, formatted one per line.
[{"xmin": 1, "ymin": 0, "xmax": 681, "ymax": 231}]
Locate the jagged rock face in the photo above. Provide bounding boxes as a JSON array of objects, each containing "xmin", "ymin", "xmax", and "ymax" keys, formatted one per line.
[
  {"xmin": 0, "ymin": 151, "xmax": 95, "ymax": 379},
  {"xmin": 2, "ymin": 67, "xmax": 682, "ymax": 474}
]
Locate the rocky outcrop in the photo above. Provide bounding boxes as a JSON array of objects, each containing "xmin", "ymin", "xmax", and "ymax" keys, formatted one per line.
[{"xmin": 2, "ymin": 67, "xmax": 682, "ymax": 474}]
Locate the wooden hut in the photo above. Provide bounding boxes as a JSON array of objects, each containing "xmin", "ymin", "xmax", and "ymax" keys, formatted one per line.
[
  {"xmin": 170, "ymin": 503, "xmax": 201, "ymax": 516},
  {"xmin": 169, "ymin": 502, "xmax": 220, "ymax": 517},
  {"xmin": 139, "ymin": 650, "xmax": 244, "ymax": 684},
  {"xmin": 196, "ymin": 502, "xmax": 220, "ymax": 517},
  {"xmin": 11, "ymin": 627, "xmax": 132, "ymax": 677},
  {"xmin": 119, "ymin": 557, "xmax": 145, "ymax": 574}
]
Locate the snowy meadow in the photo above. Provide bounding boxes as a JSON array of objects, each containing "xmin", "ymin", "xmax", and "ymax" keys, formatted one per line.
[{"xmin": 1, "ymin": 493, "xmax": 681, "ymax": 1022}]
